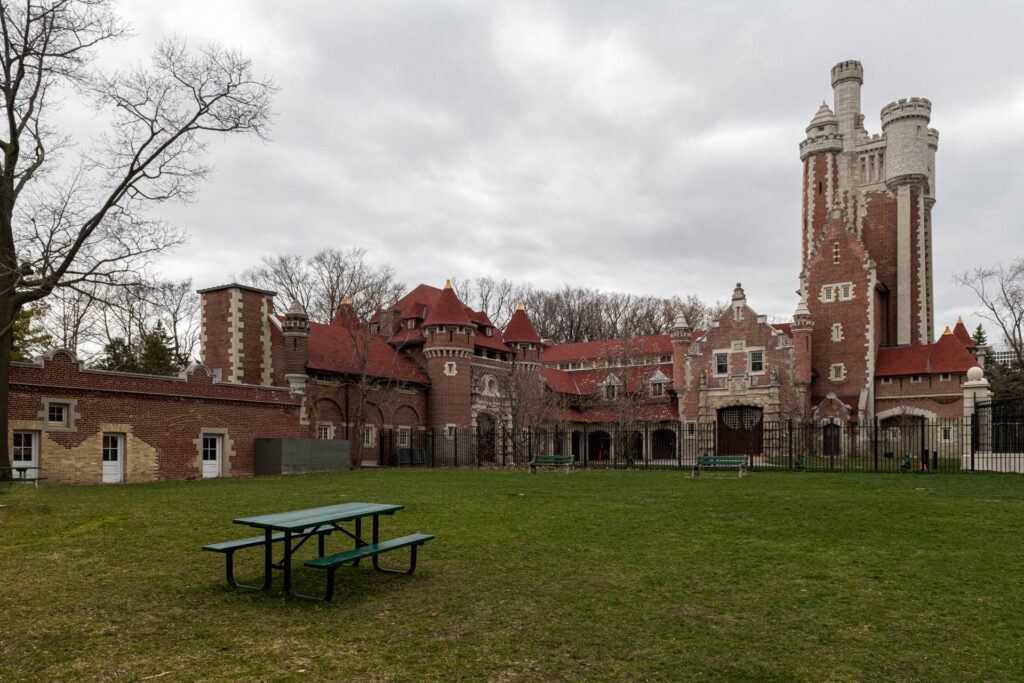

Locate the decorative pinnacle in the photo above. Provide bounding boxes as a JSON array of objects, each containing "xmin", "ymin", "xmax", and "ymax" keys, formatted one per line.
[
  {"xmin": 343, "ymin": 295, "xmax": 350, "ymax": 305},
  {"xmin": 942, "ymin": 326, "xmax": 952, "ymax": 336},
  {"xmin": 516, "ymin": 301, "xmax": 524, "ymax": 311},
  {"xmin": 957, "ymin": 316, "xmax": 964, "ymax": 325},
  {"xmin": 732, "ymin": 283, "xmax": 745, "ymax": 301},
  {"xmin": 444, "ymin": 279, "xmax": 452, "ymax": 290}
]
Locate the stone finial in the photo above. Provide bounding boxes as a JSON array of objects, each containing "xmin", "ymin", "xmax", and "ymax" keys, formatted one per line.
[
  {"xmin": 732, "ymin": 283, "xmax": 745, "ymax": 302},
  {"xmin": 794, "ymin": 295, "xmax": 811, "ymax": 319},
  {"xmin": 673, "ymin": 312, "xmax": 690, "ymax": 331},
  {"xmin": 285, "ymin": 299, "xmax": 307, "ymax": 318}
]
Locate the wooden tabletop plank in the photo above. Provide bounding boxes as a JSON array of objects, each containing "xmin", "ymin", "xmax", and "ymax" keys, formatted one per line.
[{"xmin": 233, "ymin": 502, "xmax": 403, "ymax": 531}]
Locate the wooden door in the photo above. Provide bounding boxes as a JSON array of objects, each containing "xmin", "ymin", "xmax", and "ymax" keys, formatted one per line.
[{"xmin": 717, "ymin": 406, "xmax": 763, "ymax": 456}]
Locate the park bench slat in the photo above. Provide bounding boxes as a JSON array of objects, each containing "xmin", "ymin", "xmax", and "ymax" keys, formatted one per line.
[
  {"xmin": 202, "ymin": 525, "xmax": 336, "ymax": 553},
  {"xmin": 305, "ymin": 533, "xmax": 435, "ymax": 570}
]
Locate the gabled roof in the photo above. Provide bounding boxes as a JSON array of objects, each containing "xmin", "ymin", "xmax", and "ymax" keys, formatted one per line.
[
  {"xmin": 503, "ymin": 305, "xmax": 541, "ymax": 344},
  {"xmin": 544, "ymin": 365, "xmax": 675, "ymax": 395},
  {"xmin": 875, "ymin": 329, "xmax": 980, "ymax": 377},
  {"xmin": 306, "ymin": 322, "xmax": 429, "ymax": 384}
]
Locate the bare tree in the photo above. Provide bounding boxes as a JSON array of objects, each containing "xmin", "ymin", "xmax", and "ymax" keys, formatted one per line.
[
  {"xmin": 956, "ymin": 258, "xmax": 1024, "ymax": 367},
  {"xmin": 243, "ymin": 247, "xmax": 402, "ymax": 323},
  {"xmin": 0, "ymin": 0, "xmax": 275, "ymax": 467}
]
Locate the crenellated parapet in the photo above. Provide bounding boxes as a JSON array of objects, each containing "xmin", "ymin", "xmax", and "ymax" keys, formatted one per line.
[{"xmin": 880, "ymin": 97, "xmax": 932, "ymax": 127}]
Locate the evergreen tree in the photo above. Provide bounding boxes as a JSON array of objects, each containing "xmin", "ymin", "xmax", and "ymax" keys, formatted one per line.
[
  {"xmin": 96, "ymin": 338, "xmax": 140, "ymax": 373},
  {"xmin": 137, "ymin": 323, "xmax": 181, "ymax": 376},
  {"xmin": 10, "ymin": 304, "xmax": 53, "ymax": 362},
  {"xmin": 95, "ymin": 323, "xmax": 183, "ymax": 376},
  {"xmin": 972, "ymin": 324, "xmax": 992, "ymax": 357}
]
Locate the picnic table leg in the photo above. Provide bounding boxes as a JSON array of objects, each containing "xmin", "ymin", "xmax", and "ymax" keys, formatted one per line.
[
  {"xmin": 352, "ymin": 518, "xmax": 363, "ymax": 567},
  {"xmin": 262, "ymin": 529, "xmax": 273, "ymax": 590},
  {"xmin": 283, "ymin": 531, "xmax": 295, "ymax": 594}
]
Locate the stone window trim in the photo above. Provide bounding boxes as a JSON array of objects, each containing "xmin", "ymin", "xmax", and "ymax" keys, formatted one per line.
[
  {"xmin": 748, "ymin": 349, "xmax": 765, "ymax": 375},
  {"xmin": 830, "ymin": 363, "xmax": 846, "ymax": 381},
  {"xmin": 193, "ymin": 428, "xmax": 234, "ymax": 477},
  {"xmin": 362, "ymin": 425, "xmax": 376, "ymax": 448},
  {"xmin": 649, "ymin": 382, "xmax": 664, "ymax": 397},
  {"xmin": 819, "ymin": 282, "xmax": 855, "ymax": 303},
  {"xmin": 685, "ymin": 421, "xmax": 697, "ymax": 439},
  {"xmin": 939, "ymin": 373, "xmax": 951, "ymax": 382},
  {"xmin": 833, "ymin": 242, "xmax": 840, "ymax": 265},
  {"xmin": 910, "ymin": 375, "xmax": 922, "ymax": 383},
  {"xmin": 38, "ymin": 397, "xmax": 79, "ymax": 433},
  {"xmin": 316, "ymin": 422, "xmax": 334, "ymax": 440},
  {"xmin": 831, "ymin": 323, "xmax": 844, "ymax": 342},
  {"xmin": 397, "ymin": 426, "xmax": 412, "ymax": 448},
  {"xmin": 444, "ymin": 361, "xmax": 457, "ymax": 376},
  {"xmin": 880, "ymin": 377, "xmax": 892, "ymax": 385},
  {"xmin": 714, "ymin": 352, "xmax": 729, "ymax": 376}
]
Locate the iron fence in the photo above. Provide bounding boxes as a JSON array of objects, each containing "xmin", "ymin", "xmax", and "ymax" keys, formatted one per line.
[{"xmin": 365, "ymin": 413, "xmax": 1024, "ymax": 474}]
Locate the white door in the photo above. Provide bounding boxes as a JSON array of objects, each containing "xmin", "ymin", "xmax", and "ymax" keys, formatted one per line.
[
  {"xmin": 12, "ymin": 431, "xmax": 38, "ymax": 476},
  {"xmin": 202, "ymin": 435, "xmax": 221, "ymax": 478},
  {"xmin": 102, "ymin": 433, "xmax": 124, "ymax": 483}
]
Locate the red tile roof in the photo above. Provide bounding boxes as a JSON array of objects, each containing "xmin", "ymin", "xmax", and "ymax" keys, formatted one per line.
[
  {"xmin": 306, "ymin": 322, "xmax": 429, "ymax": 384},
  {"xmin": 540, "ymin": 367, "xmax": 580, "ymax": 394},
  {"xmin": 875, "ymin": 332, "xmax": 980, "ymax": 377},
  {"xmin": 542, "ymin": 334, "xmax": 687, "ymax": 363},
  {"xmin": 542, "ymin": 365, "xmax": 673, "ymax": 395},
  {"xmin": 504, "ymin": 305, "xmax": 541, "ymax": 344}
]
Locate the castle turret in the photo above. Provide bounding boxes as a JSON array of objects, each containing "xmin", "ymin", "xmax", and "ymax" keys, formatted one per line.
[
  {"xmin": 881, "ymin": 97, "xmax": 937, "ymax": 196},
  {"xmin": 422, "ymin": 280, "xmax": 474, "ymax": 428},
  {"xmin": 831, "ymin": 60, "xmax": 863, "ymax": 153},
  {"xmin": 670, "ymin": 312, "xmax": 692, "ymax": 391},
  {"xmin": 791, "ymin": 296, "xmax": 814, "ymax": 384},
  {"xmin": 503, "ymin": 302, "xmax": 542, "ymax": 367},
  {"xmin": 281, "ymin": 299, "xmax": 310, "ymax": 377}
]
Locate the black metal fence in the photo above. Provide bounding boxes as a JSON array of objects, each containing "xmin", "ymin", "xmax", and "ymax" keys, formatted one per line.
[{"xmin": 366, "ymin": 412, "xmax": 1024, "ymax": 474}]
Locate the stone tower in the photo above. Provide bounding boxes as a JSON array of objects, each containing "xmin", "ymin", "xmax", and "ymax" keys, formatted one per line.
[{"xmin": 800, "ymin": 60, "xmax": 938, "ymax": 351}]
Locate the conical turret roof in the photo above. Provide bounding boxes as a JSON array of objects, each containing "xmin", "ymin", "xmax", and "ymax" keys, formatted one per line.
[
  {"xmin": 808, "ymin": 101, "xmax": 837, "ymax": 128},
  {"xmin": 503, "ymin": 302, "xmax": 541, "ymax": 344},
  {"xmin": 422, "ymin": 280, "xmax": 472, "ymax": 327},
  {"xmin": 952, "ymin": 316, "xmax": 976, "ymax": 349}
]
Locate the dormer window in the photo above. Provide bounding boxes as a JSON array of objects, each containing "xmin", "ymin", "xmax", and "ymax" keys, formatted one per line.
[
  {"xmin": 485, "ymin": 327, "xmax": 492, "ymax": 337},
  {"xmin": 604, "ymin": 385, "xmax": 617, "ymax": 400},
  {"xmin": 407, "ymin": 319, "xmax": 415, "ymax": 330},
  {"xmin": 650, "ymin": 382, "xmax": 664, "ymax": 397}
]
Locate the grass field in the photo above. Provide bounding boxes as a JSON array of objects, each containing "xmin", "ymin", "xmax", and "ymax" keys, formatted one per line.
[{"xmin": 1, "ymin": 469, "xmax": 1023, "ymax": 681}]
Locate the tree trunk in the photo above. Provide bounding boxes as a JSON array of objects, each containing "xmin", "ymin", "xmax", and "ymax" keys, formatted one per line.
[{"xmin": 0, "ymin": 307, "xmax": 15, "ymax": 469}]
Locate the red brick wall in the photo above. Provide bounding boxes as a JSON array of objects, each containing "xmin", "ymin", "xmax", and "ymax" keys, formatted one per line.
[{"xmin": 9, "ymin": 350, "xmax": 304, "ymax": 483}]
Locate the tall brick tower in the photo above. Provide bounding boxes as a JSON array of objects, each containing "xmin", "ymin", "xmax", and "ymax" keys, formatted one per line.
[
  {"xmin": 422, "ymin": 280, "xmax": 474, "ymax": 428},
  {"xmin": 800, "ymin": 60, "xmax": 938, "ymax": 349},
  {"xmin": 800, "ymin": 60, "xmax": 938, "ymax": 421}
]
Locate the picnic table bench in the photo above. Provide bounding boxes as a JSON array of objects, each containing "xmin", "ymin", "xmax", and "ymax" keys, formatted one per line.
[
  {"xmin": 203, "ymin": 502, "xmax": 434, "ymax": 602},
  {"xmin": 692, "ymin": 454, "xmax": 747, "ymax": 478},
  {"xmin": 0, "ymin": 466, "xmax": 46, "ymax": 489},
  {"xmin": 529, "ymin": 454, "xmax": 574, "ymax": 473}
]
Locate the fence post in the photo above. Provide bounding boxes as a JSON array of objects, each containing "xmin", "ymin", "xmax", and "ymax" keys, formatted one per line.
[
  {"xmin": 920, "ymin": 418, "xmax": 927, "ymax": 473},
  {"xmin": 873, "ymin": 416, "xmax": 879, "ymax": 473},
  {"xmin": 970, "ymin": 411, "xmax": 977, "ymax": 472},
  {"xmin": 787, "ymin": 420, "xmax": 793, "ymax": 471}
]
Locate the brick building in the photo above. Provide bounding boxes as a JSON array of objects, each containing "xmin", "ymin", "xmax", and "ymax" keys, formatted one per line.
[{"xmin": 6, "ymin": 59, "xmax": 992, "ymax": 481}]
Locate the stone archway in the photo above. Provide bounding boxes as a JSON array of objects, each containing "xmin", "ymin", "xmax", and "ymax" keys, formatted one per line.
[
  {"xmin": 589, "ymin": 430, "xmax": 611, "ymax": 461},
  {"xmin": 651, "ymin": 428, "xmax": 676, "ymax": 460}
]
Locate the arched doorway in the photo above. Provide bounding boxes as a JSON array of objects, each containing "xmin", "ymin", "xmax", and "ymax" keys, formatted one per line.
[
  {"xmin": 589, "ymin": 430, "xmax": 611, "ymax": 461},
  {"xmin": 717, "ymin": 406, "xmax": 763, "ymax": 456},
  {"xmin": 476, "ymin": 413, "xmax": 496, "ymax": 463},
  {"xmin": 651, "ymin": 428, "xmax": 676, "ymax": 460}
]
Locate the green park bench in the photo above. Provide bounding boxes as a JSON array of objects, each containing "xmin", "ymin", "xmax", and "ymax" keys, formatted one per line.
[
  {"xmin": 304, "ymin": 533, "xmax": 435, "ymax": 601},
  {"xmin": 528, "ymin": 454, "xmax": 574, "ymax": 473},
  {"xmin": 692, "ymin": 454, "xmax": 747, "ymax": 478}
]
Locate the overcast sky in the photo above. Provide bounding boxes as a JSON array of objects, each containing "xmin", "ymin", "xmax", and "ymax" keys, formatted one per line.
[{"xmin": 88, "ymin": 0, "xmax": 1023, "ymax": 337}]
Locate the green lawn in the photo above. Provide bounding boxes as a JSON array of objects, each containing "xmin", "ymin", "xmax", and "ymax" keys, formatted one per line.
[{"xmin": 1, "ymin": 470, "xmax": 1023, "ymax": 681}]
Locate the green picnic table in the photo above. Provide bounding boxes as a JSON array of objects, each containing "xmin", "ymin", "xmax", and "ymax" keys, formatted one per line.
[
  {"xmin": 204, "ymin": 502, "xmax": 434, "ymax": 602},
  {"xmin": 0, "ymin": 465, "xmax": 45, "ymax": 489}
]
